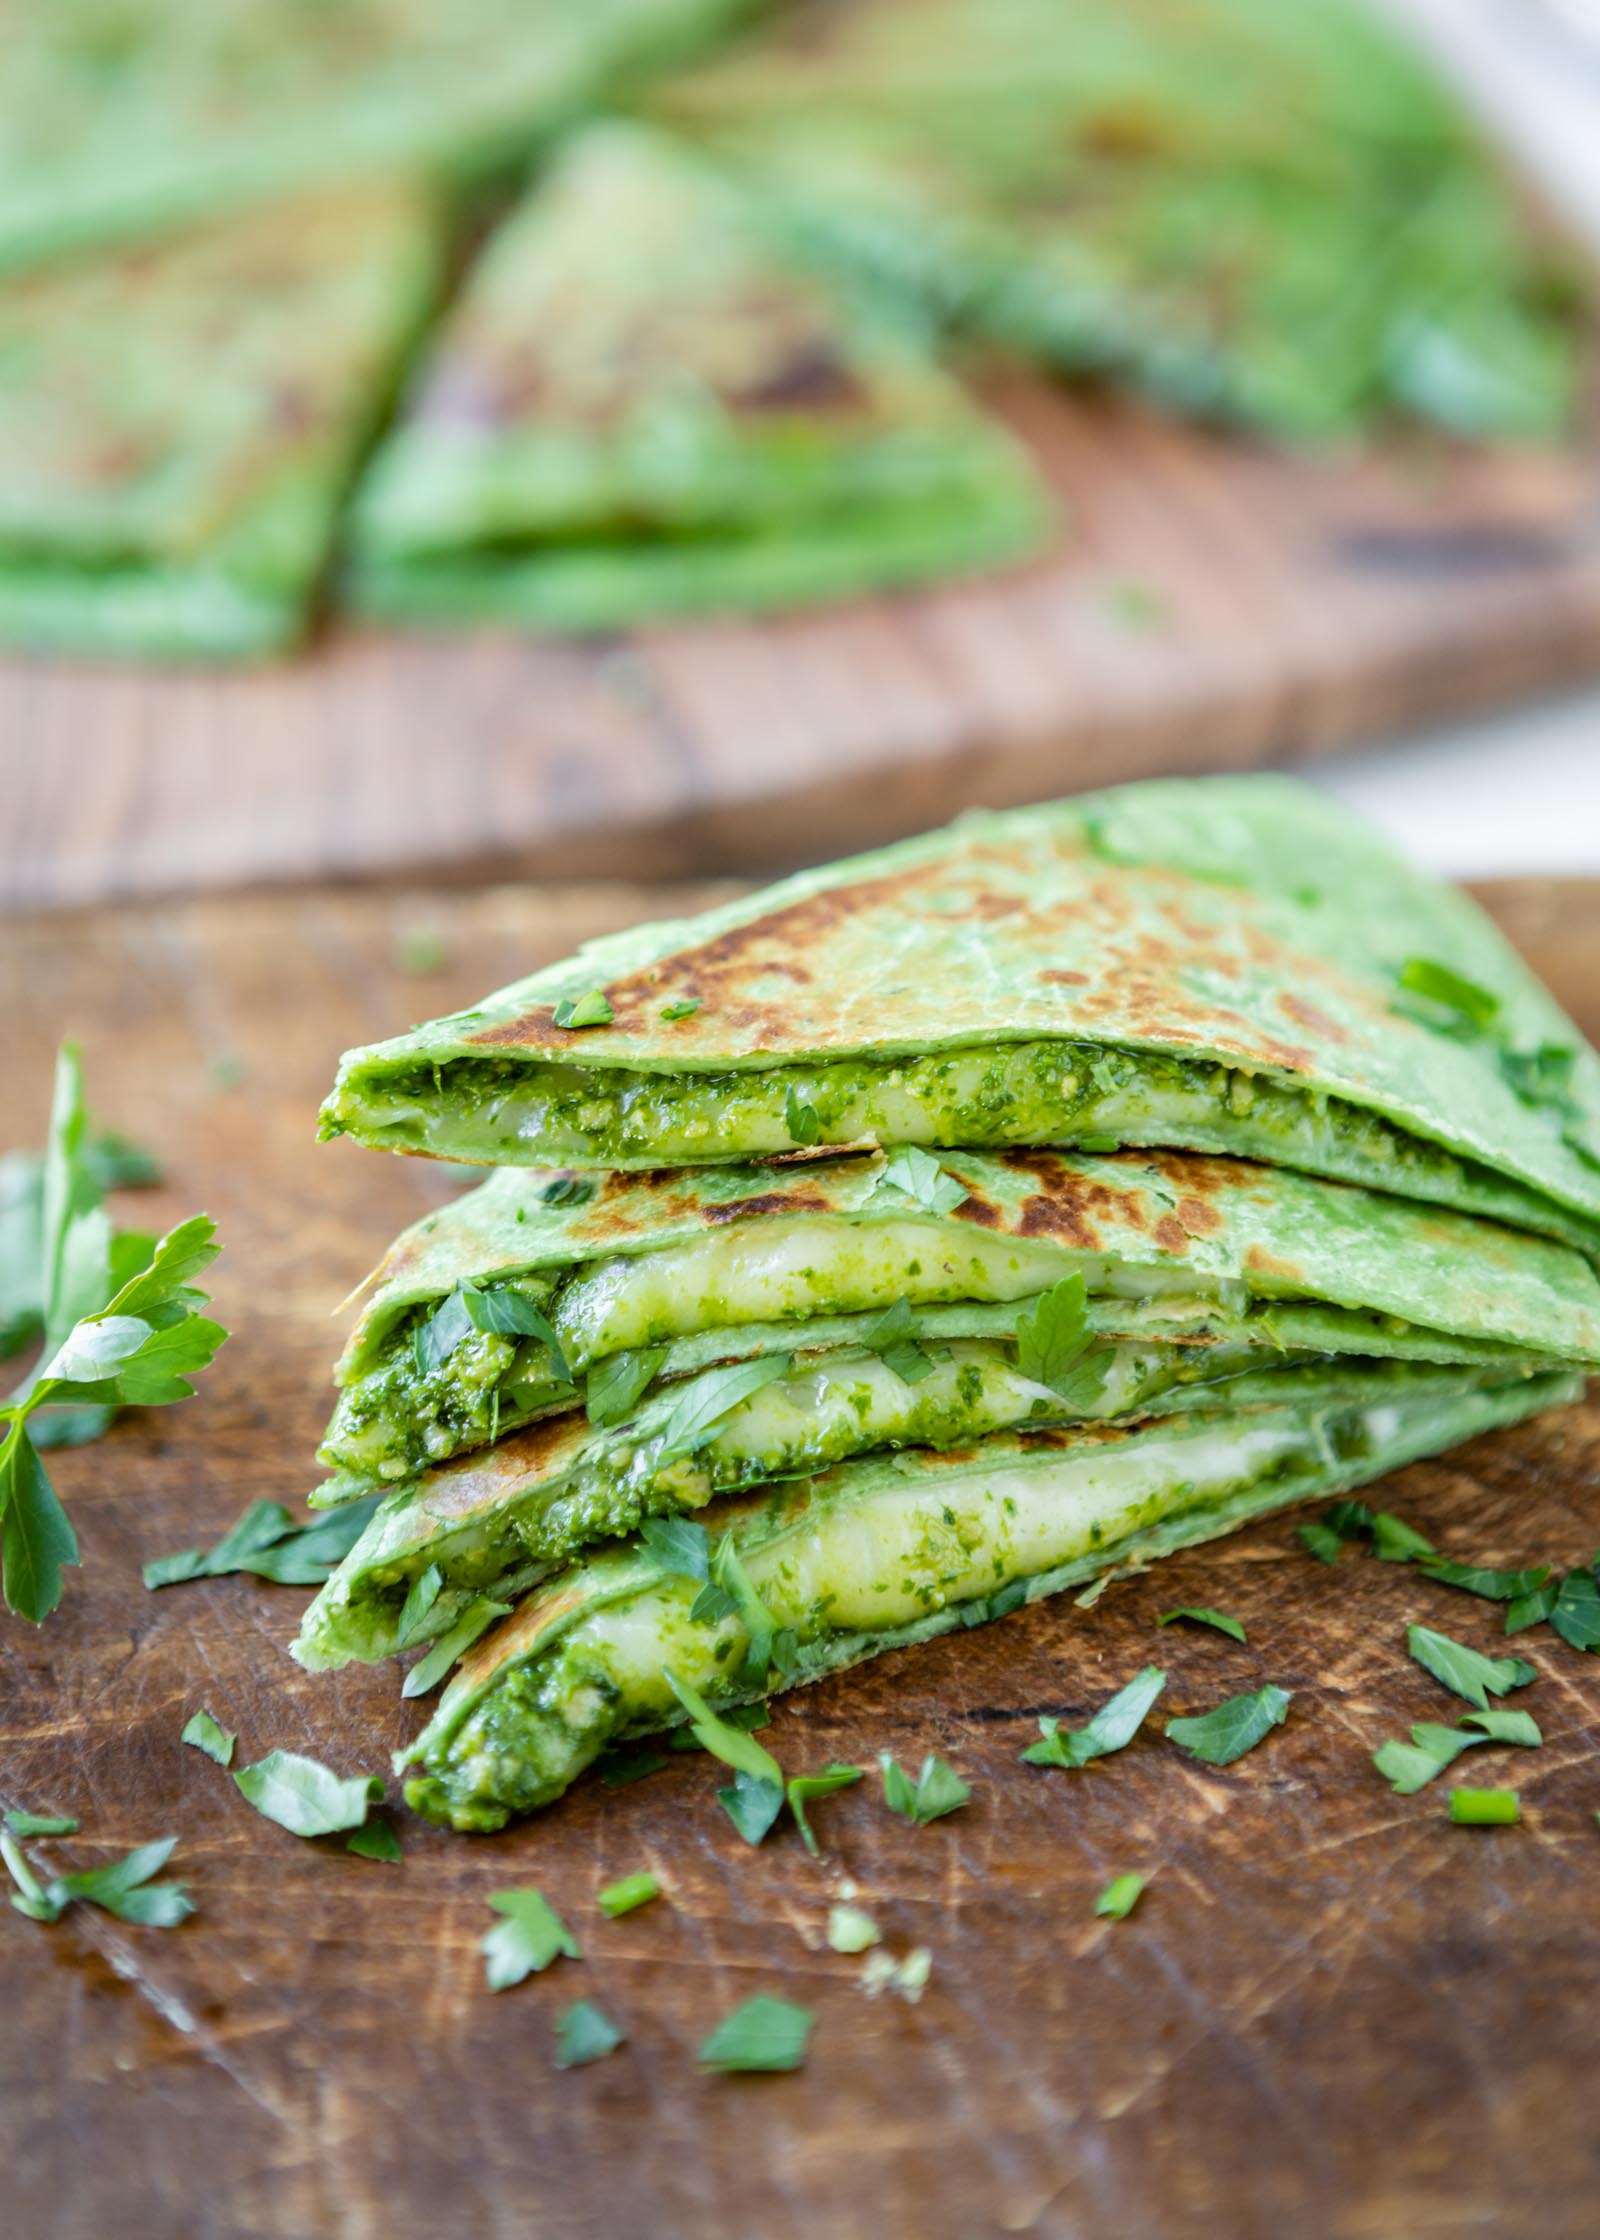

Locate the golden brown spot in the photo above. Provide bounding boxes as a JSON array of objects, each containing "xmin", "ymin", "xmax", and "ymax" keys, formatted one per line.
[
  {"xmin": 1153, "ymin": 1215, "xmax": 1191, "ymax": 1255},
  {"xmin": 702, "ymin": 1189, "xmax": 828, "ymax": 1226},
  {"xmin": 1175, "ymin": 1194, "xmax": 1224, "ymax": 1238},
  {"xmin": 1280, "ymin": 993, "xmax": 1347, "ymax": 1043},
  {"xmin": 1039, "ymin": 969, "xmax": 1091, "ymax": 987},
  {"xmin": 1245, "ymin": 1244, "xmax": 1304, "ymax": 1283}
]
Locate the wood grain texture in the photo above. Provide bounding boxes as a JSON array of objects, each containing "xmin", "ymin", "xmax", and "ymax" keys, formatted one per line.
[
  {"xmin": 5, "ymin": 374, "xmax": 1600, "ymax": 911},
  {"xmin": 2, "ymin": 875, "xmax": 1598, "ymax": 2240}
]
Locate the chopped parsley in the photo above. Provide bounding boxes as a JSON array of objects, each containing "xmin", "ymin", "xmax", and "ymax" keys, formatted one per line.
[
  {"xmin": 1094, "ymin": 1873, "xmax": 1147, "ymax": 1919},
  {"xmin": 872, "ymin": 1145, "xmax": 967, "ymax": 1216},
  {"xmin": 826, "ymin": 1904, "xmax": 880, "ymax": 1954},
  {"xmin": 786, "ymin": 1764, "xmax": 863, "ymax": 1856},
  {"xmin": 639, "ymin": 1513, "xmax": 711, "ymax": 1580},
  {"xmin": 860, "ymin": 1297, "xmax": 935, "ymax": 1385},
  {"xmin": 1166, "ymin": 1685, "xmax": 1291, "ymax": 1765},
  {"xmin": 180, "ymin": 1709, "xmax": 235, "ymax": 1767},
  {"xmin": 1419, "ymin": 1558, "xmax": 1552, "ymax": 1603},
  {"xmin": 539, "ymin": 1175, "xmax": 595, "ymax": 1209},
  {"xmin": 1158, "ymin": 1608, "xmax": 1246, "ymax": 1644},
  {"xmin": 1550, "ymin": 1565, "xmax": 1600, "ymax": 1653},
  {"xmin": 1392, "ymin": 957, "xmax": 1500, "ymax": 1036},
  {"xmin": 597, "ymin": 1751, "xmax": 671, "ymax": 1789},
  {"xmin": 718, "ymin": 1769, "xmax": 784, "ymax": 1845},
  {"xmin": 860, "ymin": 1947, "xmax": 932, "ymax": 2002},
  {"xmin": 232, "ymin": 1751, "xmax": 383, "ymax": 1838},
  {"xmin": 1406, "ymin": 1625, "xmax": 1536, "ymax": 1709},
  {"xmin": 553, "ymin": 991, "xmax": 613, "ymax": 1030},
  {"xmin": 4, "ymin": 1809, "xmax": 76, "ymax": 1836},
  {"xmin": 483, "ymin": 1889, "xmax": 580, "ymax": 1990},
  {"xmin": 698, "ymin": 1994, "xmax": 813, "ymax": 2073},
  {"xmin": 3, "ymin": 1830, "xmax": 192, "ymax": 1928},
  {"xmin": 663, "ymin": 1668, "xmax": 784, "ymax": 1790},
  {"xmin": 659, "ymin": 999, "xmax": 701, "ymax": 1022},
  {"xmin": 144, "ymin": 1490, "xmax": 385, "ymax": 1592},
  {"xmin": 1014, "ymin": 1273, "xmax": 1092, "ymax": 1395},
  {"xmin": 399, "ymin": 1595, "xmax": 511, "ymax": 1698},
  {"xmin": 655, "ymin": 1354, "xmax": 793, "ymax": 1461},
  {"xmin": 878, "ymin": 1751, "xmax": 970, "ymax": 1825},
  {"xmin": 1449, "ymin": 1787, "xmax": 1519, "ymax": 1825},
  {"xmin": 555, "ymin": 2000, "xmax": 623, "ymax": 2068},
  {"xmin": 1372, "ymin": 1708, "xmax": 1541, "ymax": 1793},
  {"xmin": 597, "ymin": 1872, "xmax": 660, "ymax": 1918},
  {"xmin": 1505, "ymin": 1579, "xmax": 1562, "ymax": 1634},
  {"xmin": 394, "ymin": 1563, "xmax": 444, "ymax": 1649},
  {"xmin": 461, "ymin": 1282, "xmax": 570, "ymax": 1379},
  {"xmin": 1022, "ymin": 1666, "xmax": 1166, "ymax": 1769},
  {"xmin": 586, "ymin": 1345, "xmax": 664, "ymax": 1428},
  {"xmin": 784, "ymin": 1087, "xmax": 821, "ymax": 1145},
  {"xmin": 347, "ymin": 1819, "xmax": 402, "ymax": 1863}
]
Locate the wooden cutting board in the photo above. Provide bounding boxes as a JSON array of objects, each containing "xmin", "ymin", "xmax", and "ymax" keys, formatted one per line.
[
  {"xmin": 3, "ymin": 874, "xmax": 1598, "ymax": 2240},
  {"xmin": 6, "ymin": 374, "xmax": 1600, "ymax": 911}
]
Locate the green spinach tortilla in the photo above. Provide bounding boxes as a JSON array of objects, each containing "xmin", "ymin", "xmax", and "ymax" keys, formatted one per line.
[
  {"xmin": 319, "ymin": 777, "xmax": 1600, "ymax": 1253},
  {"xmin": 345, "ymin": 123, "xmax": 1049, "ymax": 630}
]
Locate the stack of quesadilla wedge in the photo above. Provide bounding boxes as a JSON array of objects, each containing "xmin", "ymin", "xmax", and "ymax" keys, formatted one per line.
[
  {"xmin": 644, "ymin": 0, "xmax": 1582, "ymax": 442},
  {"xmin": 307, "ymin": 776, "xmax": 1600, "ymax": 1829},
  {"xmin": 347, "ymin": 124, "xmax": 1049, "ymax": 629}
]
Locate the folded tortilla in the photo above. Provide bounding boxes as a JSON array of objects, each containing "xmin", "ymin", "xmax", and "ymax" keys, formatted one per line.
[
  {"xmin": 345, "ymin": 123, "xmax": 1049, "ymax": 629},
  {"xmin": 0, "ymin": 180, "xmax": 444, "ymax": 659},
  {"xmin": 645, "ymin": 0, "xmax": 1582, "ymax": 442},
  {"xmin": 319, "ymin": 776, "xmax": 1600, "ymax": 1255},
  {"xmin": 0, "ymin": 0, "xmax": 746, "ymax": 271},
  {"xmin": 399, "ymin": 1367, "xmax": 1580, "ymax": 1829},
  {"xmin": 292, "ymin": 1143, "xmax": 1600, "ymax": 1670}
]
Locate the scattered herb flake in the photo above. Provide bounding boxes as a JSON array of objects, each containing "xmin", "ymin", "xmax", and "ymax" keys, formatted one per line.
[
  {"xmin": 1393, "ymin": 957, "xmax": 1500, "ymax": 1035},
  {"xmin": 784, "ymin": 1087, "xmax": 821, "ymax": 1146},
  {"xmin": 873, "ymin": 1146, "xmax": 967, "ymax": 1216},
  {"xmin": 232, "ymin": 1750, "xmax": 382, "ymax": 1838},
  {"xmin": 1297, "ymin": 1521, "xmax": 1344, "ymax": 1566},
  {"xmin": 4, "ymin": 1809, "xmax": 77, "ymax": 1837},
  {"xmin": 400, "ymin": 1597, "xmax": 511, "ymax": 1699},
  {"xmin": 1014, "ymin": 1274, "xmax": 1092, "ymax": 1395},
  {"xmin": 586, "ymin": 1346, "xmax": 665, "ymax": 1428},
  {"xmin": 1158, "ymin": 1607, "xmax": 1246, "ymax": 1644},
  {"xmin": 6, "ymin": 1833, "xmax": 192, "ymax": 1929},
  {"xmin": 483, "ymin": 1889, "xmax": 580, "ymax": 1990},
  {"xmin": 597, "ymin": 1751, "xmax": 670, "ymax": 1790},
  {"xmin": 1450, "ymin": 1787, "xmax": 1519, "ymax": 1825},
  {"xmin": 639, "ymin": 1513, "xmax": 710, "ymax": 1581},
  {"xmin": 597, "ymin": 1872, "xmax": 660, "ymax": 1918},
  {"xmin": 655, "ymin": 1355, "xmax": 793, "ymax": 1462},
  {"xmin": 1094, "ymin": 1873, "xmax": 1146, "ymax": 1919},
  {"xmin": 663, "ymin": 1668, "xmax": 783, "ymax": 1789},
  {"xmin": 1549, "ymin": 1567, "xmax": 1600, "ymax": 1653},
  {"xmin": 1420, "ymin": 1559, "xmax": 1552, "ymax": 1603},
  {"xmin": 1505, "ymin": 1579, "xmax": 1562, "ymax": 1635},
  {"xmin": 1372, "ymin": 1708, "xmax": 1542, "ymax": 1793},
  {"xmin": 718, "ymin": 1770, "xmax": 784, "ymax": 1846},
  {"xmin": 1166, "ymin": 1685, "xmax": 1292, "ymax": 1766},
  {"xmin": 181, "ymin": 1709, "xmax": 235, "ymax": 1767},
  {"xmin": 394, "ymin": 1562, "xmax": 444, "ymax": 1650},
  {"xmin": 878, "ymin": 1751, "xmax": 970, "ymax": 1825},
  {"xmin": 553, "ymin": 991, "xmax": 613, "ymax": 1030},
  {"xmin": 347, "ymin": 1819, "xmax": 402, "ymax": 1863},
  {"xmin": 826, "ymin": 1904, "xmax": 880, "ymax": 1954},
  {"xmin": 555, "ymin": 1999, "xmax": 623, "ymax": 2069},
  {"xmin": 1023, "ymin": 1666, "xmax": 1166, "ymax": 1769},
  {"xmin": 860, "ymin": 1947, "xmax": 932, "ymax": 2003},
  {"xmin": 659, "ymin": 999, "xmax": 701, "ymax": 1022},
  {"xmin": 1372, "ymin": 1512, "xmax": 1435, "ymax": 1563},
  {"xmin": 860, "ymin": 1297, "xmax": 935, "ymax": 1385},
  {"xmin": 1407, "ymin": 1625, "xmax": 1536, "ymax": 1710},
  {"xmin": 699, "ymin": 1994, "xmax": 814, "ymax": 2073},
  {"xmin": 539, "ymin": 1175, "xmax": 595, "ymax": 1209},
  {"xmin": 461, "ymin": 1283, "xmax": 570, "ymax": 1379},
  {"xmin": 786, "ymin": 1763, "xmax": 863, "ymax": 1856}
]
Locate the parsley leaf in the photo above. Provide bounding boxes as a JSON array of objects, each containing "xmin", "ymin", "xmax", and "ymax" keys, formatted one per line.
[
  {"xmin": 483, "ymin": 1889, "xmax": 579, "ymax": 1990},
  {"xmin": 1094, "ymin": 1873, "xmax": 1146, "ymax": 1920},
  {"xmin": 1499, "ymin": 1042, "xmax": 1578, "ymax": 1113},
  {"xmin": 1392, "ymin": 958, "xmax": 1500, "ymax": 1035},
  {"xmin": 1022, "ymin": 1666, "xmax": 1166, "ymax": 1769},
  {"xmin": 826, "ymin": 1904, "xmax": 879, "ymax": 1954},
  {"xmin": 1372, "ymin": 1708, "xmax": 1542, "ymax": 1793},
  {"xmin": 553, "ymin": 991, "xmax": 612, "ymax": 1030},
  {"xmin": 783, "ymin": 1087, "xmax": 821, "ymax": 1146},
  {"xmin": 347, "ymin": 1819, "xmax": 402, "ymax": 1863},
  {"xmin": 1014, "ymin": 1274, "xmax": 1092, "ymax": 1394},
  {"xmin": 395, "ymin": 1563, "xmax": 444, "ymax": 1649},
  {"xmin": 4, "ymin": 1809, "xmax": 76, "ymax": 1836},
  {"xmin": 597, "ymin": 1872, "xmax": 660, "ymax": 1918},
  {"xmin": 0, "ymin": 1424, "xmax": 78, "ymax": 1624},
  {"xmin": 586, "ymin": 1345, "xmax": 664, "ymax": 1428},
  {"xmin": 1506, "ymin": 1580, "xmax": 1562, "ymax": 1634},
  {"xmin": 860, "ymin": 1297, "xmax": 935, "ymax": 1385},
  {"xmin": 555, "ymin": 1999, "xmax": 623, "ymax": 2068},
  {"xmin": 399, "ymin": 1596, "xmax": 510, "ymax": 1697},
  {"xmin": 181, "ymin": 1709, "xmax": 235, "ymax": 1767},
  {"xmin": 639, "ymin": 1514, "xmax": 710, "ymax": 1580},
  {"xmin": 663, "ymin": 1668, "xmax": 783, "ymax": 1788},
  {"xmin": 461, "ymin": 1282, "xmax": 570, "ymax": 1380},
  {"xmin": 718, "ymin": 1769, "xmax": 785, "ymax": 1845},
  {"xmin": 1297, "ymin": 1520, "xmax": 1345, "ymax": 1566},
  {"xmin": 1158, "ymin": 1608, "xmax": 1246, "ymax": 1644},
  {"xmin": 539, "ymin": 1176, "xmax": 594, "ymax": 1209},
  {"xmin": 232, "ymin": 1751, "xmax": 383, "ymax": 1838},
  {"xmin": 1419, "ymin": 1559, "xmax": 1552, "ymax": 1603},
  {"xmin": 787, "ymin": 1764, "xmax": 863, "ymax": 1856},
  {"xmin": 1372, "ymin": 1512, "xmax": 1435, "ymax": 1563},
  {"xmin": 655, "ymin": 1355, "xmax": 793, "ymax": 1461},
  {"xmin": 143, "ymin": 1490, "xmax": 385, "ymax": 1592},
  {"xmin": 597, "ymin": 1751, "xmax": 670, "ymax": 1789},
  {"xmin": 1407, "ymin": 1625, "xmax": 1537, "ymax": 1709},
  {"xmin": 878, "ymin": 1751, "xmax": 970, "ymax": 1824},
  {"xmin": 1166, "ymin": 1685, "xmax": 1292, "ymax": 1765},
  {"xmin": 705, "ymin": 1531, "xmax": 792, "ymax": 1685},
  {"xmin": 659, "ymin": 998, "xmax": 701, "ymax": 1022},
  {"xmin": 6, "ymin": 1832, "xmax": 192, "ymax": 1929},
  {"xmin": 1550, "ymin": 1566, "xmax": 1600, "ymax": 1653},
  {"xmin": 698, "ymin": 1995, "xmax": 813, "ymax": 2073},
  {"xmin": 872, "ymin": 1146, "xmax": 967, "ymax": 1215},
  {"xmin": 413, "ymin": 1286, "xmax": 474, "ymax": 1375}
]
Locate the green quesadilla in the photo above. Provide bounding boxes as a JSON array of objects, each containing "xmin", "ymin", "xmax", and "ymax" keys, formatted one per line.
[
  {"xmin": 0, "ymin": 0, "xmax": 745, "ymax": 271},
  {"xmin": 0, "ymin": 179, "xmax": 444, "ymax": 659},
  {"xmin": 319, "ymin": 777, "xmax": 1600, "ymax": 1255},
  {"xmin": 345, "ymin": 123, "xmax": 1049, "ymax": 629},
  {"xmin": 398, "ymin": 1368, "xmax": 1580, "ymax": 1829},
  {"xmin": 647, "ymin": 0, "xmax": 1583, "ymax": 441},
  {"xmin": 292, "ymin": 1142, "xmax": 1600, "ymax": 1671}
]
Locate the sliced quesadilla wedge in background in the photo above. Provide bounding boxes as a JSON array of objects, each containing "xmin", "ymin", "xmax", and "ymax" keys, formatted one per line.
[
  {"xmin": 320, "ymin": 777, "xmax": 1600, "ymax": 1254},
  {"xmin": 293, "ymin": 1143, "xmax": 1600, "ymax": 1671},
  {"xmin": 645, "ymin": 0, "xmax": 1582, "ymax": 441},
  {"xmin": 0, "ymin": 179, "xmax": 444, "ymax": 659},
  {"xmin": 0, "ymin": 0, "xmax": 745, "ymax": 270},
  {"xmin": 399, "ymin": 1368, "xmax": 1581, "ymax": 1829},
  {"xmin": 315, "ymin": 1143, "xmax": 1600, "ymax": 1492},
  {"xmin": 345, "ymin": 123, "xmax": 1049, "ymax": 630}
]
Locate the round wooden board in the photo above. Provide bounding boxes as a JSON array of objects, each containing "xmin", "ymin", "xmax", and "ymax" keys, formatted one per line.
[{"xmin": 2, "ymin": 874, "xmax": 1598, "ymax": 2240}]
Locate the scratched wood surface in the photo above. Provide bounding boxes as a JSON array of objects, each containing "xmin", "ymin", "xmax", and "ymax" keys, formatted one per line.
[
  {"xmin": 6, "ymin": 373, "xmax": 1600, "ymax": 913},
  {"xmin": 2, "ymin": 875, "xmax": 1598, "ymax": 2240}
]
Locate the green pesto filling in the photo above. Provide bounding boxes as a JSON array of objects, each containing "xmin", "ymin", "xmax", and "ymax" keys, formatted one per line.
[
  {"xmin": 329, "ymin": 1036, "xmax": 1586, "ymax": 1249},
  {"xmin": 402, "ymin": 1367, "xmax": 1574, "ymax": 1831},
  {"xmin": 300, "ymin": 1331, "xmax": 1326, "ymax": 1669}
]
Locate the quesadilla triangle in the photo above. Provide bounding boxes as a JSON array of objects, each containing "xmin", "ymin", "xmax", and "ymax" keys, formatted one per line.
[
  {"xmin": 646, "ymin": 0, "xmax": 1582, "ymax": 442},
  {"xmin": 319, "ymin": 775, "xmax": 1600, "ymax": 1256},
  {"xmin": 0, "ymin": 0, "xmax": 747, "ymax": 272},
  {"xmin": 344, "ymin": 123, "xmax": 1049, "ymax": 631},
  {"xmin": 0, "ymin": 180, "xmax": 444, "ymax": 661},
  {"xmin": 399, "ymin": 1368, "xmax": 1582, "ymax": 1829}
]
